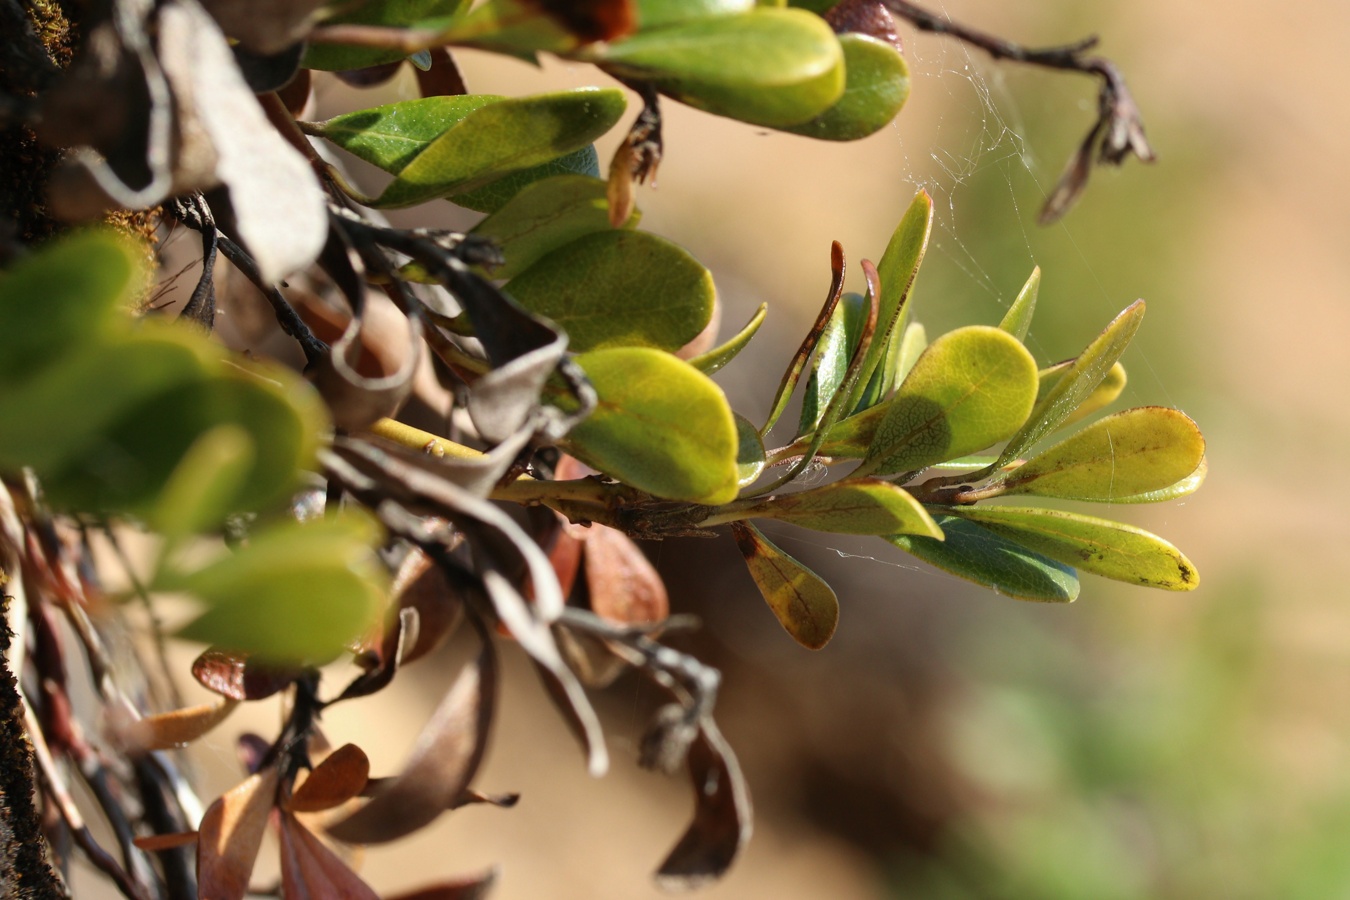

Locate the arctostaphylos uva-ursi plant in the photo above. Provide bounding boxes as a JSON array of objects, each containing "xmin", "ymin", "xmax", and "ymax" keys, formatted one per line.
[{"xmin": 0, "ymin": 0, "xmax": 1188, "ymax": 896}]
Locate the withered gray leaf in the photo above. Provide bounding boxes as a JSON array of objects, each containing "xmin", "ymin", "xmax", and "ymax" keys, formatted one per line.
[{"xmin": 327, "ymin": 641, "xmax": 497, "ymax": 844}]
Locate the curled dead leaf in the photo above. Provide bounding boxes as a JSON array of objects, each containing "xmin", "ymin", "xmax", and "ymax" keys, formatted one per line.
[
  {"xmin": 197, "ymin": 766, "xmax": 280, "ymax": 900},
  {"xmin": 655, "ymin": 721, "xmax": 752, "ymax": 889}
]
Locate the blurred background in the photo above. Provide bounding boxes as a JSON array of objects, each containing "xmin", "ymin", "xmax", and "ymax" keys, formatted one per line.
[{"xmin": 167, "ymin": 1, "xmax": 1350, "ymax": 897}]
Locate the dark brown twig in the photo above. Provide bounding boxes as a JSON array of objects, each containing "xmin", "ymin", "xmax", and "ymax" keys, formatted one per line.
[{"xmin": 883, "ymin": 0, "xmax": 1154, "ymax": 223}]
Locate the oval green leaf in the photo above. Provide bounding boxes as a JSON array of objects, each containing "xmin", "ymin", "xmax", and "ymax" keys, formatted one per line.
[
  {"xmin": 688, "ymin": 303, "xmax": 767, "ymax": 375},
  {"xmin": 565, "ymin": 348, "xmax": 738, "ymax": 503},
  {"xmin": 636, "ymin": 0, "xmax": 753, "ymax": 30},
  {"xmin": 860, "ymin": 325, "xmax": 1038, "ymax": 476},
  {"xmin": 596, "ymin": 8, "xmax": 844, "ymax": 128},
  {"xmin": 996, "ymin": 300, "xmax": 1145, "ymax": 467},
  {"xmin": 995, "ymin": 406, "xmax": 1206, "ymax": 502},
  {"xmin": 311, "ymin": 95, "xmax": 501, "ymax": 175},
  {"xmin": 366, "ymin": 88, "xmax": 626, "ymax": 208},
  {"xmin": 1108, "ymin": 454, "xmax": 1208, "ymax": 504},
  {"xmin": 848, "ymin": 189, "xmax": 932, "ymax": 412},
  {"xmin": 799, "ymin": 292, "xmax": 866, "ymax": 436},
  {"xmin": 943, "ymin": 505, "xmax": 1199, "ymax": 590},
  {"xmin": 505, "ymin": 230, "xmax": 714, "ymax": 352},
  {"xmin": 998, "ymin": 265, "xmax": 1040, "ymax": 341},
  {"xmin": 173, "ymin": 515, "xmax": 387, "ymax": 664},
  {"xmin": 449, "ymin": 144, "xmax": 601, "ymax": 213},
  {"xmin": 740, "ymin": 479, "xmax": 940, "ymax": 536},
  {"xmin": 0, "ymin": 230, "xmax": 146, "ymax": 383},
  {"xmin": 469, "ymin": 174, "xmax": 635, "ymax": 279},
  {"xmin": 884, "ymin": 515, "xmax": 1080, "ymax": 603},
  {"xmin": 731, "ymin": 522, "xmax": 838, "ymax": 648},
  {"xmin": 780, "ymin": 33, "xmax": 910, "ymax": 141},
  {"xmin": 303, "ymin": 0, "xmax": 469, "ymax": 70}
]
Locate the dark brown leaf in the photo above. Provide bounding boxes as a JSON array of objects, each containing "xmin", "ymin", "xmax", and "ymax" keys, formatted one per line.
[
  {"xmin": 390, "ymin": 549, "xmax": 464, "ymax": 667},
  {"xmin": 197, "ymin": 767, "xmax": 280, "ymax": 900},
  {"xmin": 826, "ymin": 0, "xmax": 902, "ymax": 49},
  {"xmin": 584, "ymin": 525, "xmax": 668, "ymax": 626},
  {"xmin": 326, "ymin": 642, "xmax": 497, "ymax": 844},
  {"xmin": 416, "ymin": 48, "xmax": 468, "ymax": 98},
  {"xmin": 529, "ymin": 0, "xmax": 636, "ymax": 42},
  {"xmin": 289, "ymin": 744, "xmax": 371, "ymax": 814},
  {"xmin": 279, "ymin": 812, "xmax": 380, "ymax": 900},
  {"xmin": 654, "ymin": 721, "xmax": 752, "ymax": 889},
  {"xmin": 192, "ymin": 648, "xmax": 301, "ymax": 701}
]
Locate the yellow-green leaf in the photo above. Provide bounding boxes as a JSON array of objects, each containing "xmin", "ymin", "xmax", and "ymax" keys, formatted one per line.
[
  {"xmin": 780, "ymin": 33, "xmax": 909, "ymax": 141},
  {"xmin": 1036, "ymin": 360, "xmax": 1127, "ymax": 430},
  {"xmin": 732, "ymin": 522, "xmax": 838, "ymax": 648},
  {"xmin": 688, "ymin": 303, "xmax": 767, "ymax": 375},
  {"xmin": 943, "ymin": 505, "xmax": 1199, "ymax": 590},
  {"xmin": 998, "ymin": 265, "xmax": 1040, "ymax": 341},
  {"xmin": 859, "ymin": 326, "xmax": 1038, "ymax": 476},
  {"xmin": 565, "ymin": 348, "xmax": 738, "ymax": 503},
  {"xmin": 995, "ymin": 406, "xmax": 1206, "ymax": 502},
  {"xmin": 739, "ymin": 479, "xmax": 941, "ymax": 536}
]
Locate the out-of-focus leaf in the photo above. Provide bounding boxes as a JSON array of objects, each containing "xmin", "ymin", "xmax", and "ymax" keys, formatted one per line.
[
  {"xmin": 860, "ymin": 325, "xmax": 1038, "ymax": 476},
  {"xmin": 1035, "ymin": 359, "xmax": 1127, "ymax": 430},
  {"xmin": 654, "ymin": 720, "xmax": 752, "ymax": 888},
  {"xmin": 597, "ymin": 8, "xmax": 844, "ymax": 128},
  {"xmin": 734, "ymin": 413, "xmax": 766, "ymax": 487},
  {"xmin": 134, "ymin": 832, "xmax": 199, "ymax": 852},
  {"xmin": 884, "ymin": 515, "xmax": 1080, "ymax": 602},
  {"xmin": 996, "ymin": 300, "xmax": 1145, "ymax": 467},
  {"xmin": 169, "ymin": 514, "xmax": 387, "ymax": 664},
  {"xmin": 848, "ymin": 189, "xmax": 931, "ymax": 412},
  {"xmin": 944, "ymin": 505, "xmax": 1200, "ymax": 590},
  {"xmin": 279, "ymin": 812, "xmax": 379, "ymax": 899},
  {"xmin": 151, "ymin": 425, "xmax": 255, "ymax": 538},
  {"xmin": 799, "ymin": 292, "xmax": 866, "ymax": 435},
  {"xmin": 191, "ymin": 648, "xmax": 300, "ymax": 701},
  {"xmin": 289, "ymin": 744, "xmax": 372, "ymax": 813},
  {"xmin": 0, "ymin": 230, "xmax": 144, "ymax": 382},
  {"xmin": 371, "ymin": 89, "xmax": 626, "ymax": 208},
  {"xmin": 303, "ymin": 0, "xmax": 470, "ymax": 71},
  {"xmin": 636, "ymin": 0, "xmax": 752, "ymax": 30},
  {"xmin": 159, "ymin": 2, "xmax": 326, "ymax": 282},
  {"xmin": 443, "ymin": 0, "xmax": 635, "ymax": 54},
  {"xmin": 202, "ymin": 0, "xmax": 330, "ymax": 53},
  {"xmin": 731, "ymin": 522, "xmax": 838, "ymax": 648},
  {"xmin": 994, "ymin": 406, "xmax": 1205, "ymax": 501},
  {"xmin": 585, "ymin": 525, "xmax": 669, "ymax": 624},
  {"xmin": 197, "ymin": 767, "xmax": 280, "ymax": 900},
  {"xmin": 311, "ymin": 304, "xmax": 423, "ymax": 432},
  {"xmin": 327, "ymin": 643, "xmax": 495, "ymax": 844},
  {"xmin": 116, "ymin": 699, "xmax": 239, "ymax": 753},
  {"xmin": 998, "ymin": 265, "xmax": 1040, "ymax": 341},
  {"xmin": 384, "ymin": 868, "xmax": 498, "ymax": 900},
  {"xmin": 565, "ymin": 348, "xmax": 739, "ymax": 504},
  {"xmin": 505, "ymin": 230, "xmax": 713, "ymax": 352},
  {"xmin": 470, "ymin": 174, "xmax": 636, "ymax": 280},
  {"xmin": 780, "ymin": 33, "xmax": 908, "ymax": 140},
  {"xmin": 689, "ymin": 303, "xmax": 766, "ymax": 375},
  {"xmin": 739, "ymin": 479, "xmax": 940, "ymax": 536},
  {"xmin": 387, "ymin": 549, "xmax": 464, "ymax": 666}
]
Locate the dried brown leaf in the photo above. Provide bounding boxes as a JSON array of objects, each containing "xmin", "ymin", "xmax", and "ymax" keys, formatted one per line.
[
  {"xmin": 198, "ymin": 766, "xmax": 280, "ymax": 900},
  {"xmin": 115, "ymin": 699, "xmax": 239, "ymax": 753},
  {"xmin": 279, "ymin": 812, "xmax": 380, "ymax": 900},
  {"xmin": 655, "ymin": 721, "xmax": 752, "ymax": 889},
  {"xmin": 584, "ymin": 526, "xmax": 668, "ymax": 626},
  {"xmin": 390, "ymin": 550, "xmax": 464, "ymax": 667},
  {"xmin": 326, "ymin": 643, "xmax": 496, "ymax": 844},
  {"xmin": 192, "ymin": 648, "xmax": 301, "ymax": 701},
  {"xmin": 289, "ymin": 744, "xmax": 371, "ymax": 814},
  {"xmin": 133, "ymin": 832, "xmax": 199, "ymax": 852}
]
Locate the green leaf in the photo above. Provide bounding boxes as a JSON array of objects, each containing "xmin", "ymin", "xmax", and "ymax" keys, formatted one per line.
[
  {"xmin": 504, "ymin": 230, "xmax": 714, "ymax": 352},
  {"xmin": 815, "ymin": 404, "xmax": 883, "ymax": 458},
  {"xmin": 859, "ymin": 326, "xmax": 1038, "ymax": 476},
  {"xmin": 311, "ymin": 95, "xmax": 500, "ymax": 173},
  {"xmin": 735, "ymin": 413, "xmax": 766, "ymax": 487},
  {"xmin": 0, "ymin": 230, "xmax": 145, "ymax": 383},
  {"xmin": 596, "ymin": 8, "xmax": 845, "ymax": 128},
  {"xmin": 151, "ymin": 425, "xmax": 256, "ymax": 538},
  {"xmin": 1036, "ymin": 360, "xmax": 1127, "ymax": 430},
  {"xmin": 994, "ymin": 406, "xmax": 1206, "ymax": 502},
  {"xmin": 565, "ymin": 348, "xmax": 739, "ymax": 503},
  {"xmin": 1108, "ymin": 454, "xmax": 1208, "ymax": 504},
  {"xmin": 891, "ymin": 321, "xmax": 927, "ymax": 387},
  {"xmin": 943, "ymin": 505, "xmax": 1199, "ymax": 590},
  {"xmin": 996, "ymin": 300, "xmax": 1145, "ymax": 467},
  {"xmin": 636, "ymin": 0, "xmax": 753, "ymax": 30},
  {"xmin": 799, "ymin": 292, "xmax": 866, "ymax": 436},
  {"xmin": 449, "ymin": 145, "xmax": 601, "ymax": 213},
  {"xmin": 999, "ymin": 266, "xmax": 1040, "ymax": 341},
  {"xmin": 848, "ymin": 190, "xmax": 932, "ymax": 412},
  {"xmin": 171, "ymin": 515, "xmax": 387, "ymax": 664},
  {"xmin": 469, "ymin": 175, "xmax": 635, "ymax": 279},
  {"xmin": 354, "ymin": 89, "xmax": 625, "ymax": 208},
  {"xmin": 438, "ymin": 0, "xmax": 595, "ymax": 55},
  {"xmin": 303, "ymin": 0, "xmax": 469, "ymax": 70},
  {"xmin": 0, "ymin": 328, "xmax": 214, "ymax": 476},
  {"xmin": 688, "ymin": 303, "xmax": 767, "ymax": 375},
  {"xmin": 739, "ymin": 479, "xmax": 940, "ymax": 536},
  {"xmin": 731, "ymin": 522, "xmax": 838, "ymax": 648},
  {"xmin": 884, "ymin": 516, "xmax": 1080, "ymax": 603},
  {"xmin": 780, "ymin": 34, "xmax": 910, "ymax": 141}
]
